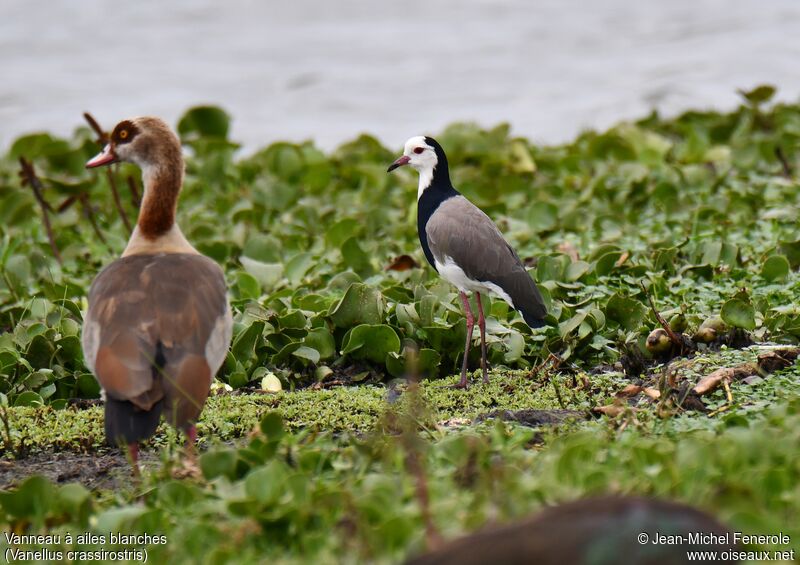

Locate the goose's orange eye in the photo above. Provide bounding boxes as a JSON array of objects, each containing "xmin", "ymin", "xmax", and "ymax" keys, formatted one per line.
[
  {"xmin": 413, "ymin": 147, "xmax": 424, "ymax": 154},
  {"xmin": 119, "ymin": 129, "xmax": 129, "ymax": 140}
]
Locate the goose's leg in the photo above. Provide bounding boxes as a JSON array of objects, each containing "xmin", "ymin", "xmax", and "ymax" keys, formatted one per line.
[
  {"xmin": 475, "ymin": 293, "xmax": 489, "ymax": 383},
  {"xmin": 457, "ymin": 291, "xmax": 475, "ymax": 389}
]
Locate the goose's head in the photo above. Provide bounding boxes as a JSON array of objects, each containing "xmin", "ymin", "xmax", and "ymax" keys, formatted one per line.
[{"xmin": 86, "ymin": 117, "xmax": 181, "ymax": 170}]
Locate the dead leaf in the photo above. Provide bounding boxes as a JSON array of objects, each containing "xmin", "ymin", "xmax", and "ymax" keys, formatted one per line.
[
  {"xmin": 643, "ymin": 387, "xmax": 661, "ymax": 399},
  {"xmin": 592, "ymin": 403, "xmax": 629, "ymax": 417},
  {"xmin": 616, "ymin": 384, "xmax": 643, "ymax": 398},
  {"xmin": 757, "ymin": 348, "xmax": 800, "ymax": 373},
  {"xmin": 385, "ymin": 254, "xmax": 420, "ymax": 271},
  {"xmin": 693, "ymin": 364, "xmax": 755, "ymax": 395}
]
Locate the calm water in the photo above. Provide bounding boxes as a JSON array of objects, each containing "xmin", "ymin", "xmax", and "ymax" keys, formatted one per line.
[{"xmin": 2, "ymin": 0, "xmax": 799, "ymax": 152}]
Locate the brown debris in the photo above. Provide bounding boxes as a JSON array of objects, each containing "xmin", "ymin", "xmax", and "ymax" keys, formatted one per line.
[
  {"xmin": 477, "ymin": 409, "xmax": 587, "ymax": 427},
  {"xmin": 616, "ymin": 384, "xmax": 643, "ymax": 398},
  {"xmin": 642, "ymin": 387, "xmax": 661, "ymax": 400},
  {"xmin": 556, "ymin": 241, "xmax": 580, "ymax": 262},
  {"xmin": 592, "ymin": 403, "xmax": 629, "ymax": 418},
  {"xmin": 692, "ymin": 359, "xmax": 769, "ymax": 396},
  {"xmin": 757, "ymin": 348, "xmax": 800, "ymax": 372},
  {"xmin": 385, "ymin": 254, "xmax": 420, "ymax": 271}
]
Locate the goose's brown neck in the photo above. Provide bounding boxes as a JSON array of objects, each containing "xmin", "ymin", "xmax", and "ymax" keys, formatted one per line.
[{"xmin": 138, "ymin": 152, "xmax": 184, "ymax": 239}]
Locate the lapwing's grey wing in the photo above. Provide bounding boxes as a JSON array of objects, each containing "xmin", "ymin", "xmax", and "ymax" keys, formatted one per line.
[
  {"xmin": 425, "ymin": 196, "xmax": 546, "ymax": 326},
  {"xmin": 82, "ymin": 253, "xmax": 232, "ymax": 428}
]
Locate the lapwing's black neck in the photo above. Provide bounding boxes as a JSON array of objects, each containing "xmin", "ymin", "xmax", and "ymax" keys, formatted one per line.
[{"xmin": 417, "ymin": 138, "xmax": 459, "ymax": 270}]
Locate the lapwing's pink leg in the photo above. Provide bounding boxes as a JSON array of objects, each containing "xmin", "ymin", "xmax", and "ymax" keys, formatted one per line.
[
  {"xmin": 457, "ymin": 291, "xmax": 475, "ymax": 389},
  {"xmin": 475, "ymin": 293, "xmax": 489, "ymax": 383},
  {"xmin": 186, "ymin": 424, "xmax": 198, "ymax": 449}
]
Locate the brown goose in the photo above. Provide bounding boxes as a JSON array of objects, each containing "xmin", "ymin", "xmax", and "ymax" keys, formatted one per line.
[
  {"xmin": 82, "ymin": 117, "xmax": 232, "ymax": 471},
  {"xmin": 388, "ymin": 136, "xmax": 547, "ymax": 388},
  {"xmin": 406, "ymin": 496, "xmax": 741, "ymax": 565}
]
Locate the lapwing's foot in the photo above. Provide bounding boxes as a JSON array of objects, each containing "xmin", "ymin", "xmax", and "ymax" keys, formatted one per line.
[{"xmin": 449, "ymin": 373, "xmax": 470, "ymax": 390}]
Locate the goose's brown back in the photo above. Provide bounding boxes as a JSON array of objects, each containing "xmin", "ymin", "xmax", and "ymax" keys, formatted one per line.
[{"xmin": 82, "ymin": 253, "xmax": 231, "ymax": 441}]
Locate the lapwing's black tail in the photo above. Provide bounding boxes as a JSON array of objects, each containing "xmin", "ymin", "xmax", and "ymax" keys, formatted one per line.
[
  {"xmin": 520, "ymin": 307, "xmax": 547, "ymax": 329},
  {"xmin": 105, "ymin": 397, "xmax": 163, "ymax": 446}
]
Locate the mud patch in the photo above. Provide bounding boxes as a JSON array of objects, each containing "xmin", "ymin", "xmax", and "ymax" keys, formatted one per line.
[
  {"xmin": 0, "ymin": 449, "xmax": 158, "ymax": 491},
  {"xmin": 476, "ymin": 409, "xmax": 588, "ymax": 427}
]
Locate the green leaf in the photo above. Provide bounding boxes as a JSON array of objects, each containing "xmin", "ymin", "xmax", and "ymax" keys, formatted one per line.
[
  {"xmin": 341, "ymin": 237, "xmax": 373, "ymax": 274},
  {"xmin": 178, "ymin": 105, "xmax": 231, "ymax": 139},
  {"xmin": 326, "ymin": 219, "xmax": 362, "ymax": 247},
  {"xmin": 242, "ymin": 233, "xmax": 282, "ymax": 262},
  {"xmin": 778, "ymin": 240, "xmax": 800, "ymax": 268},
  {"xmin": 341, "ymin": 324, "xmax": 401, "ymax": 363},
  {"xmin": 231, "ymin": 321, "xmax": 265, "ymax": 361},
  {"xmin": 245, "ymin": 460, "xmax": 288, "ymax": 504},
  {"xmin": 527, "ymin": 202, "xmax": 558, "ymax": 232},
  {"xmin": 285, "ymin": 252, "xmax": 315, "ymax": 284},
  {"xmin": 291, "ymin": 345, "xmax": 320, "ymax": 364},
  {"xmin": 14, "ymin": 391, "xmax": 44, "ymax": 407},
  {"xmin": 594, "ymin": 251, "xmax": 623, "ymax": 276},
  {"xmin": 236, "ymin": 271, "xmax": 262, "ymax": 300},
  {"xmin": 303, "ymin": 328, "xmax": 336, "ymax": 360},
  {"xmin": 761, "ymin": 255, "xmax": 790, "ymax": 282},
  {"xmin": 200, "ymin": 449, "xmax": 238, "ymax": 480},
  {"xmin": 721, "ymin": 298, "xmax": 756, "ymax": 331},
  {"xmin": 329, "ymin": 283, "xmax": 384, "ymax": 328},
  {"xmin": 0, "ymin": 475, "xmax": 55, "ymax": 522},
  {"xmin": 565, "ymin": 261, "xmax": 590, "ymax": 282},
  {"xmin": 559, "ymin": 311, "xmax": 587, "ymax": 339},
  {"xmin": 605, "ymin": 293, "xmax": 646, "ymax": 331},
  {"xmin": 739, "ymin": 84, "xmax": 776, "ymax": 106},
  {"xmin": 259, "ymin": 411, "xmax": 285, "ymax": 442}
]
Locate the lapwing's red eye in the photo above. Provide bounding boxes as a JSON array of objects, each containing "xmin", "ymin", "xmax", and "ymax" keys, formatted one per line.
[{"xmin": 413, "ymin": 147, "xmax": 424, "ymax": 154}]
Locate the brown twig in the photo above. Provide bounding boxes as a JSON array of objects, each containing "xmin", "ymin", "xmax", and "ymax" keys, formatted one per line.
[
  {"xmin": 57, "ymin": 195, "xmax": 78, "ymax": 213},
  {"xmin": 77, "ymin": 193, "xmax": 112, "ymax": 251},
  {"xmin": 83, "ymin": 112, "xmax": 133, "ymax": 234},
  {"xmin": 18, "ymin": 157, "xmax": 62, "ymax": 264},
  {"xmin": 775, "ymin": 146, "xmax": 793, "ymax": 179},
  {"xmin": 108, "ymin": 170, "xmax": 133, "ymax": 234},
  {"xmin": 83, "ymin": 111, "xmax": 109, "ymax": 145},
  {"xmin": 639, "ymin": 282, "xmax": 683, "ymax": 350},
  {"xmin": 400, "ymin": 346, "xmax": 442, "ymax": 551},
  {"xmin": 402, "ymin": 391, "xmax": 442, "ymax": 550},
  {"xmin": 127, "ymin": 175, "xmax": 141, "ymax": 208}
]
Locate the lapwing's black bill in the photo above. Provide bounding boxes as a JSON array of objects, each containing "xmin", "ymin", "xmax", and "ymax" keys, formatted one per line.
[{"xmin": 388, "ymin": 136, "xmax": 547, "ymax": 389}]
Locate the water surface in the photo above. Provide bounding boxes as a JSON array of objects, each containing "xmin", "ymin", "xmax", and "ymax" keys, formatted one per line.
[{"xmin": 2, "ymin": 0, "xmax": 799, "ymax": 151}]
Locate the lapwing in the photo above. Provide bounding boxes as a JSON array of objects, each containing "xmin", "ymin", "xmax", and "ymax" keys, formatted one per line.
[
  {"xmin": 388, "ymin": 136, "xmax": 547, "ymax": 388},
  {"xmin": 83, "ymin": 117, "xmax": 232, "ymax": 473}
]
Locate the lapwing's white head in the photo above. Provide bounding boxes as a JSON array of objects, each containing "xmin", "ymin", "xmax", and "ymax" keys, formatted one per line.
[
  {"xmin": 388, "ymin": 136, "xmax": 446, "ymax": 199},
  {"xmin": 86, "ymin": 117, "xmax": 182, "ymax": 172}
]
